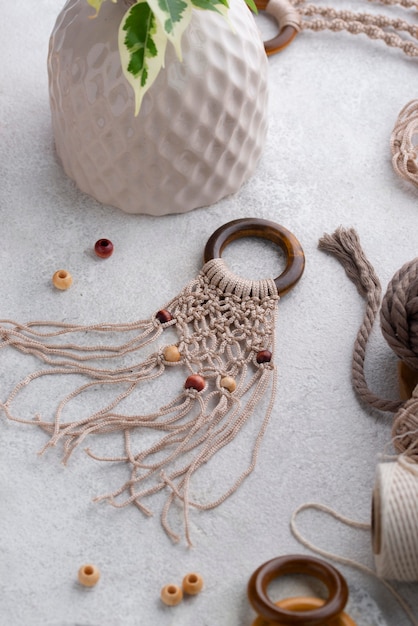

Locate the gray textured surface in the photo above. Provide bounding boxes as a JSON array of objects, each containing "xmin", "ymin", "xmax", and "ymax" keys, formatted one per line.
[{"xmin": 1, "ymin": 1, "xmax": 418, "ymax": 625}]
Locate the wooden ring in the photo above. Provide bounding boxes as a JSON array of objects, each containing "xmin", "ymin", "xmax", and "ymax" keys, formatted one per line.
[
  {"xmin": 247, "ymin": 555, "xmax": 349, "ymax": 625},
  {"xmin": 204, "ymin": 218, "xmax": 305, "ymax": 296},
  {"xmin": 255, "ymin": 0, "xmax": 299, "ymax": 55}
]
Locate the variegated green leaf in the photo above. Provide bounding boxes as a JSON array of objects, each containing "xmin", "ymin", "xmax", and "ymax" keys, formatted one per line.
[
  {"xmin": 118, "ymin": 1, "xmax": 168, "ymax": 115},
  {"xmin": 147, "ymin": 0, "xmax": 192, "ymax": 59},
  {"xmin": 244, "ymin": 0, "xmax": 258, "ymax": 13},
  {"xmin": 191, "ymin": 0, "xmax": 229, "ymax": 14}
]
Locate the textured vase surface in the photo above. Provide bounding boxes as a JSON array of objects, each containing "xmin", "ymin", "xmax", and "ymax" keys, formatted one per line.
[{"xmin": 47, "ymin": 0, "xmax": 269, "ymax": 215}]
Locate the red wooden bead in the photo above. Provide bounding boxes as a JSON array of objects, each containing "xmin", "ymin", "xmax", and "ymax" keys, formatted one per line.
[
  {"xmin": 94, "ymin": 238, "xmax": 114, "ymax": 258},
  {"xmin": 156, "ymin": 309, "xmax": 173, "ymax": 323},
  {"xmin": 256, "ymin": 350, "xmax": 272, "ymax": 364},
  {"xmin": 185, "ymin": 375, "xmax": 205, "ymax": 392}
]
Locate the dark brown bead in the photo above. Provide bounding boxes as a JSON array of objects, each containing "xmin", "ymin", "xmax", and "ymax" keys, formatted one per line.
[
  {"xmin": 94, "ymin": 238, "xmax": 114, "ymax": 258},
  {"xmin": 184, "ymin": 375, "xmax": 205, "ymax": 392},
  {"xmin": 156, "ymin": 309, "xmax": 173, "ymax": 323},
  {"xmin": 256, "ymin": 350, "xmax": 272, "ymax": 364}
]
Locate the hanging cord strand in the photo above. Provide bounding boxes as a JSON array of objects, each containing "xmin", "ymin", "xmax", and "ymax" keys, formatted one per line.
[
  {"xmin": 318, "ymin": 227, "xmax": 402, "ymax": 412},
  {"xmin": 291, "ymin": 0, "xmax": 418, "ymax": 57}
]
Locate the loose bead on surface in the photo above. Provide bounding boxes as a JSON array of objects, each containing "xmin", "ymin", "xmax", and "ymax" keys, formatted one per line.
[
  {"xmin": 52, "ymin": 269, "xmax": 73, "ymax": 290},
  {"xmin": 78, "ymin": 564, "xmax": 100, "ymax": 587},
  {"xmin": 182, "ymin": 572, "xmax": 204, "ymax": 595},
  {"xmin": 161, "ymin": 584, "xmax": 183, "ymax": 606},
  {"xmin": 94, "ymin": 238, "xmax": 114, "ymax": 258},
  {"xmin": 256, "ymin": 349, "xmax": 272, "ymax": 364},
  {"xmin": 220, "ymin": 376, "xmax": 237, "ymax": 392},
  {"xmin": 156, "ymin": 309, "xmax": 173, "ymax": 323},
  {"xmin": 163, "ymin": 345, "xmax": 181, "ymax": 362},
  {"xmin": 185, "ymin": 374, "xmax": 205, "ymax": 392}
]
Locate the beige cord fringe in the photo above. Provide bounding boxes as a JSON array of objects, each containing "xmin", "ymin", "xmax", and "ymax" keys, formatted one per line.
[{"xmin": 0, "ymin": 259, "xmax": 280, "ymax": 546}]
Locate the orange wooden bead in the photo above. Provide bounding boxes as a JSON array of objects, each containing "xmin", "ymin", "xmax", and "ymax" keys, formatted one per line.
[
  {"xmin": 182, "ymin": 572, "xmax": 204, "ymax": 595},
  {"xmin": 220, "ymin": 376, "xmax": 237, "ymax": 392},
  {"xmin": 164, "ymin": 345, "xmax": 181, "ymax": 362},
  {"xmin": 161, "ymin": 583, "xmax": 183, "ymax": 606},
  {"xmin": 78, "ymin": 564, "xmax": 100, "ymax": 587},
  {"xmin": 52, "ymin": 269, "xmax": 73, "ymax": 290}
]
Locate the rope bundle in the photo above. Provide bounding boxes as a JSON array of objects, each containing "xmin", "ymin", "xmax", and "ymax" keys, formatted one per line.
[
  {"xmin": 391, "ymin": 100, "xmax": 418, "ymax": 189},
  {"xmin": 318, "ymin": 227, "xmax": 418, "ymax": 459},
  {"xmin": 289, "ymin": 230, "xmax": 418, "ymax": 623}
]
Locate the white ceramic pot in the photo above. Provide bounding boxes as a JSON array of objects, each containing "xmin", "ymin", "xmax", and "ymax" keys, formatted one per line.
[{"xmin": 48, "ymin": 0, "xmax": 269, "ymax": 215}]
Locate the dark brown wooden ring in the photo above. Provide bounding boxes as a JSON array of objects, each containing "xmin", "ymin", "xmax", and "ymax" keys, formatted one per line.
[
  {"xmin": 255, "ymin": 0, "xmax": 299, "ymax": 56},
  {"xmin": 247, "ymin": 555, "xmax": 349, "ymax": 625},
  {"xmin": 204, "ymin": 218, "xmax": 305, "ymax": 296}
]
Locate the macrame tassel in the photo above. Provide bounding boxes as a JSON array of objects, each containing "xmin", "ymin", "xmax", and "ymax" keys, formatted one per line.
[
  {"xmin": 0, "ymin": 258, "xmax": 279, "ymax": 545},
  {"xmin": 319, "ymin": 227, "xmax": 418, "ymax": 458}
]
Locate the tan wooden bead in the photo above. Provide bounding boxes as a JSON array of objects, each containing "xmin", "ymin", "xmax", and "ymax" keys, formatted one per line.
[
  {"xmin": 52, "ymin": 269, "xmax": 73, "ymax": 290},
  {"xmin": 182, "ymin": 572, "xmax": 204, "ymax": 595},
  {"xmin": 161, "ymin": 583, "xmax": 183, "ymax": 606},
  {"xmin": 78, "ymin": 564, "xmax": 100, "ymax": 587},
  {"xmin": 163, "ymin": 345, "xmax": 181, "ymax": 362},
  {"xmin": 220, "ymin": 376, "xmax": 237, "ymax": 393}
]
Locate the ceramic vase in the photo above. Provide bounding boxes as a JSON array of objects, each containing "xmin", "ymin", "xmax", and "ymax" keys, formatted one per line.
[{"xmin": 48, "ymin": 0, "xmax": 269, "ymax": 215}]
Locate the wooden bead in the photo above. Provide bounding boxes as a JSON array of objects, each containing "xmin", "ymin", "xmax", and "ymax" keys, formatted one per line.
[
  {"xmin": 52, "ymin": 269, "xmax": 73, "ymax": 290},
  {"xmin": 161, "ymin": 583, "xmax": 183, "ymax": 606},
  {"xmin": 163, "ymin": 345, "xmax": 181, "ymax": 362},
  {"xmin": 185, "ymin": 374, "xmax": 205, "ymax": 392},
  {"xmin": 94, "ymin": 238, "xmax": 114, "ymax": 258},
  {"xmin": 256, "ymin": 349, "xmax": 272, "ymax": 364},
  {"xmin": 78, "ymin": 564, "xmax": 100, "ymax": 587},
  {"xmin": 156, "ymin": 309, "xmax": 173, "ymax": 323},
  {"xmin": 182, "ymin": 572, "xmax": 204, "ymax": 595},
  {"xmin": 220, "ymin": 376, "xmax": 237, "ymax": 392}
]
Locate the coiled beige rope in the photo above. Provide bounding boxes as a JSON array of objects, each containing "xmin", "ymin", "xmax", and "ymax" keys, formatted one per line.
[
  {"xmin": 318, "ymin": 227, "xmax": 418, "ymax": 459},
  {"xmin": 391, "ymin": 99, "xmax": 418, "ymax": 188}
]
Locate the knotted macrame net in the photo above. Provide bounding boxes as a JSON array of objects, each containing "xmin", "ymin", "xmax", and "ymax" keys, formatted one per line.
[{"xmin": 0, "ymin": 258, "xmax": 279, "ymax": 545}]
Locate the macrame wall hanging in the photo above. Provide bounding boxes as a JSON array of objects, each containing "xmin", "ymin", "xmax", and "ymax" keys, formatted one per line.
[
  {"xmin": 0, "ymin": 218, "xmax": 304, "ymax": 546},
  {"xmin": 256, "ymin": 0, "xmax": 418, "ymax": 188}
]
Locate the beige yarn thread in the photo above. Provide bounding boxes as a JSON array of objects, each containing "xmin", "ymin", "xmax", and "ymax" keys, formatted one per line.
[
  {"xmin": 374, "ymin": 457, "xmax": 418, "ymax": 581},
  {"xmin": 0, "ymin": 258, "xmax": 280, "ymax": 546},
  {"xmin": 290, "ymin": 457, "xmax": 418, "ymax": 626}
]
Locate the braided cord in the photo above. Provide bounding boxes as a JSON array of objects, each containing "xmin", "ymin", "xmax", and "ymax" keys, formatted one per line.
[{"xmin": 292, "ymin": 0, "xmax": 418, "ymax": 57}]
